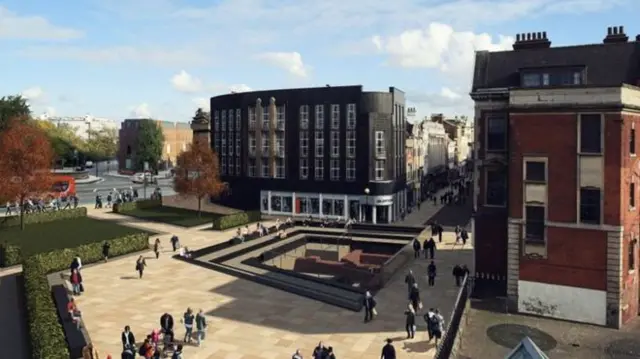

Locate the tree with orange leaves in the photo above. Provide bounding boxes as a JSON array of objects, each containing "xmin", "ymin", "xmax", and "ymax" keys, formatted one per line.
[
  {"xmin": 173, "ymin": 139, "xmax": 226, "ymax": 217},
  {"xmin": 0, "ymin": 118, "xmax": 54, "ymax": 229}
]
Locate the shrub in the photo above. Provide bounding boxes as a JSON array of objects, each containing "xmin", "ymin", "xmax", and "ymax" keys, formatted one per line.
[
  {"xmin": 0, "ymin": 242, "xmax": 22, "ymax": 267},
  {"xmin": 112, "ymin": 199, "xmax": 162, "ymax": 213},
  {"xmin": 0, "ymin": 207, "xmax": 87, "ymax": 228},
  {"xmin": 23, "ymin": 233, "xmax": 149, "ymax": 359},
  {"xmin": 211, "ymin": 211, "xmax": 261, "ymax": 230}
]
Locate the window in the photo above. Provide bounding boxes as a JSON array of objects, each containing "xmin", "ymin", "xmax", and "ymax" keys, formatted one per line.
[
  {"xmin": 300, "ymin": 158, "xmax": 309, "ymax": 179},
  {"xmin": 276, "ymin": 105, "xmax": 285, "ymax": 129},
  {"xmin": 580, "ymin": 114, "xmax": 602, "ymax": 154},
  {"xmin": 630, "ymin": 238, "xmax": 637, "ymax": 271},
  {"xmin": 261, "ymin": 159, "xmax": 269, "ymax": 178},
  {"xmin": 236, "ymin": 109, "xmax": 241, "ymax": 130},
  {"xmin": 525, "ymin": 161, "xmax": 546, "ymax": 182},
  {"xmin": 248, "ymin": 158, "xmax": 256, "ymax": 177},
  {"xmin": 249, "ymin": 134, "xmax": 256, "ymax": 155},
  {"xmin": 221, "ymin": 133, "xmax": 227, "ymax": 155},
  {"xmin": 235, "ymin": 136, "xmax": 240, "ymax": 156},
  {"xmin": 214, "ymin": 134, "xmax": 220, "ymax": 153},
  {"xmin": 375, "ymin": 160, "xmax": 385, "ymax": 180},
  {"xmin": 249, "ymin": 107, "xmax": 256, "ymax": 128},
  {"xmin": 300, "ymin": 105, "xmax": 309, "ymax": 129},
  {"xmin": 486, "ymin": 116, "xmax": 506, "ymax": 151},
  {"xmin": 300, "ymin": 131, "xmax": 309, "ymax": 157},
  {"xmin": 276, "ymin": 133, "xmax": 285, "ymax": 157},
  {"xmin": 214, "ymin": 111, "xmax": 220, "ymax": 131},
  {"xmin": 228, "ymin": 133, "xmax": 234, "ymax": 155},
  {"xmin": 485, "ymin": 169, "xmax": 507, "ymax": 206},
  {"xmin": 347, "ymin": 103, "xmax": 356, "ymax": 129},
  {"xmin": 346, "ymin": 131, "xmax": 356, "ymax": 158},
  {"xmin": 314, "ymin": 159, "xmax": 324, "ymax": 180},
  {"xmin": 525, "ymin": 205, "xmax": 545, "ymax": 242},
  {"xmin": 235, "ymin": 157, "xmax": 241, "ymax": 175},
  {"xmin": 631, "ymin": 183, "xmax": 636, "ymax": 209},
  {"xmin": 522, "ymin": 70, "xmax": 584, "ymax": 87},
  {"xmin": 275, "ymin": 158, "xmax": 285, "ymax": 178},
  {"xmin": 331, "ymin": 131, "xmax": 340, "ymax": 157},
  {"xmin": 261, "ymin": 135, "xmax": 269, "ymax": 154},
  {"xmin": 221, "ymin": 110, "xmax": 227, "ymax": 131},
  {"xmin": 315, "ymin": 105, "xmax": 324, "ymax": 129},
  {"xmin": 331, "ymin": 104, "xmax": 340, "ymax": 129},
  {"xmin": 580, "ymin": 187, "xmax": 601, "ymax": 224},
  {"xmin": 375, "ymin": 131, "xmax": 385, "ymax": 157},
  {"xmin": 522, "ymin": 73, "xmax": 542, "ymax": 87},
  {"xmin": 631, "ymin": 127, "xmax": 636, "ymax": 155},
  {"xmin": 315, "ymin": 131, "xmax": 324, "ymax": 157},
  {"xmin": 330, "ymin": 159, "xmax": 340, "ymax": 181},
  {"xmin": 346, "ymin": 159, "xmax": 355, "ymax": 181},
  {"xmin": 262, "ymin": 106, "xmax": 269, "ymax": 129},
  {"xmin": 228, "ymin": 109, "xmax": 234, "ymax": 130}
]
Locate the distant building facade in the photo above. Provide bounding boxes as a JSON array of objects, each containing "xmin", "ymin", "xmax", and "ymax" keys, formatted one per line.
[
  {"xmin": 42, "ymin": 114, "xmax": 118, "ymax": 140},
  {"xmin": 118, "ymin": 119, "xmax": 192, "ymax": 171}
]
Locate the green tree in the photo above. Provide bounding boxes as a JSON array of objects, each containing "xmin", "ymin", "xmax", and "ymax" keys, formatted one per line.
[
  {"xmin": 0, "ymin": 95, "xmax": 31, "ymax": 131},
  {"xmin": 85, "ymin": 128, "xmax": 118, "ymax": 160},
  {"xmin": 136, "ymin": 119, "xmax": 164, "ymax": 171}
]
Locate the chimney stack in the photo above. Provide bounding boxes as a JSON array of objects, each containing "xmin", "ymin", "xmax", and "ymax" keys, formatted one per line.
[
  {"xmin": 513, "ymin": 31, "xmax": 551, "ymax": 50},
  {"xmin": 604, "ymin": 25, "xmax": 629, "ymax": 43}
]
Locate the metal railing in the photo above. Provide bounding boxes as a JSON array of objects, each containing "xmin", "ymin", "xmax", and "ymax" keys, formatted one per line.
[{"xmin": 434, "ymin": 274, "xmax": 474, "ymax": 359}]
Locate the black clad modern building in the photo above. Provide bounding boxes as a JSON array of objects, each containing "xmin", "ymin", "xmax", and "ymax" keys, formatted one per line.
[{"xmin": 209, "ymin": 85, "xmax": 407, "ymax": 223}]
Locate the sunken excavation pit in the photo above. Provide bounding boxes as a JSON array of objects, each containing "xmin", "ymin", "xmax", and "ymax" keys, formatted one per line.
[{"xmin": 179, "ymin": 225, "xmax": 423, "ymax": 311}]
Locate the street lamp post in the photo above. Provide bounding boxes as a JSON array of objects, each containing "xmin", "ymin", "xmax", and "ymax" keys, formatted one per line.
[{"xmin": 364, "ymin": 187, "xmax": 370, "ymax": 223}]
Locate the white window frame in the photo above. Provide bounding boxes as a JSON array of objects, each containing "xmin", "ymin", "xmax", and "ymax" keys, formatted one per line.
[
  {"xmin": 214, "ymin": 134, "xmax": 220, "ymax": 153},
  {"xmin": 221, "ymin": 133, "xmax": 227, "ymax": 155},
  {"xmin": 228, "ymin": 133, "xmax": 234, "ymax": 155},
  {"xmin": 300, "ymin": 131, "xmax": 308, "ymax": 157},
  {"xmin": 261, "ymin": 159, "xmax": 269, "ymax": 178},
  {"xmin": 375, "ymin": 131, "xmax": 385, "ymax": 157},
  {"xmin": 235, "ymin": 157, "xmax": 241, "ymax": 175},
  {"xmin": 221, "ymin": 156, "xmax": 227, "ymax": 175},
  {"xmin": 314, "ymin": 159, "xmax": 324, "ymax": 180},
  {"xmin": 300, "ymin": 105, "xmax": 309, "ymax": 129},
  {"xmin": 235, "ymin": 109, "xmax": 241, "ymax": 130},
  {"xmin": 261, "ymin": 135, "xmax": 270, "ymax": 155},
  {"xmin": 262, "ymin": 106, "xmax": 269, "ymax": 129},
  {"xmin": 315, "ymin": 105, "xmax": 324, "ymax": 129},
  {"xmin": 331, "ymin": 104, "xmax": 340, "ymax": 129},
  {"xmin": 375, "ymin": 159, "xmax": 384, "ymax": 180},
  {"xmin": 249, "ymin": 134, "xmax": 256, "ymax": 155},
  {"xmin": 346, "ymin": 159, "xmax": 355, "ymax": 181},
  {"xmin": 228, "ymin": 109, "xmax": 235, "ymax": 131},
  {"xmin": 330, "ymin": 131, "xmax": 340, "ymax": 158},
  {"xmin": 214, "ymin": 111, "xmax": 220, "ymax": 131},
  {"xmin": 235, "ymin": 135, "xmax": 240, "ymax": 156},
  {"xmin": 276, "ymin": 132, "xmax": 285, "ymax": 157},
  {"xmin": 330, "ymin": 159, "xmax": 340, "ymax": 181},
  {"xmin": 277, "ymin": 105, "xmax": 285, "ymax": 130},
  {"xmin": 347, "ymin": 103, "xmax": 356, "ymax": 129},
  {"xmin": 300, "ymin": 158, "xmax": 309, "ymax": 179},
  {"xmin": 249, "ymin": 107, "xmax": 256, "ymax": 128},
  {"xmin": 315, "ymin": 131, "xmax": 324, "ymax": 157},
  {"xmin": 275, "ymin": 158, "xmax": 285, "ymax": 179},
  {"xmin": 346, "ymin": 131, "xmax": 356, "ymax": 158},
  {"xmin": 221, "ymin": 110, "xmax": 227, "ymax": 131},
  {"xmin": 248, "ymin": 159, "xmax": 256, "ymax": 177}
]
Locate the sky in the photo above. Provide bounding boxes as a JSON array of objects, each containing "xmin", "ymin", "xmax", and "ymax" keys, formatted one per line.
[{"xmin": 1, "ymin": 0, "xmax": 638, "ymax": 123}]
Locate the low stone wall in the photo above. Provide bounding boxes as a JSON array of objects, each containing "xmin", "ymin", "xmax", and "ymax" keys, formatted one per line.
[{"xmin": 162, "ymin": 195, "xmax": 240, "ymax": 215}]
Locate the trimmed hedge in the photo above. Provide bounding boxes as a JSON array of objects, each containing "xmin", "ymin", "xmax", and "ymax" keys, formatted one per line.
[
  {"xmin": 23, "ymin": 232, "xmax": 150, "ymax": 359},
  {"xmin": 212, "ymin": 211, "xmax": 261, "ymax": 230},
  {"xmin": 112, "ymin": 199, "xmax": 162, "ymax": 213},
  {"xmin": 1, "ymin": 207, "xmax": 87, "ymax": 228},
  {"xmin": 0, "ymin": 242, "xmax": 22, "ymax": 267}
]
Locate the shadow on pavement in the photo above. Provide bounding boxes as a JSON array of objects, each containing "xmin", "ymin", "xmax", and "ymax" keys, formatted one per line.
[{"xmin": 0, "ymin": 272, "xmax": 30, "ymax": 359}]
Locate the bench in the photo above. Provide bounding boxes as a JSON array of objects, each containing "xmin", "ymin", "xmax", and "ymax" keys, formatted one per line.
[{"xmin": 51, "ymin": 284, "xmax": 88, "ymax": 359}]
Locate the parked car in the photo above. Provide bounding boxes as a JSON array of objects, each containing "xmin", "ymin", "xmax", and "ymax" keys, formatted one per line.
[
  {"xmin": 85, "ymin": 161, "xmax": 94, "ymax": 168},
  {"xmin": 131, "ymin": 172, "xmax": 157, "ymax": 184}
]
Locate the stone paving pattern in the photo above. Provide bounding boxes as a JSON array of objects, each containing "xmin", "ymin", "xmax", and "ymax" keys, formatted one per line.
[{"xmin": 73, "ymin": 199, "xmax": 473, "ymax": 359}]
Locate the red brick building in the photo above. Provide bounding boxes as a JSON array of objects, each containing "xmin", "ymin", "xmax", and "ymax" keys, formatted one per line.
[{"xmin": 470, "ymin": 27, "xmax": 640, "ymax": 328}]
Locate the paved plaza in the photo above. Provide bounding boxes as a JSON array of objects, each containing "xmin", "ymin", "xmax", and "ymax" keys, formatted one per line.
[{"xmin": 72, "ymin": 206, "xmax": 472, "ymax": 359}]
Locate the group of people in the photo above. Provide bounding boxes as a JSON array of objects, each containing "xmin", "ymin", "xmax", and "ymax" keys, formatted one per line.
[
  {"xmin": 292, "ymin": 341, "xmax": 338, "ymax": 359},
  {"xmin": 403, "ymin": 270, "xmax": 447, "ymax": 345},
  {"xmin": 5, "ymin": 195, "xmax": 79, "ymax": 215},
  {"xmin": 95, "ymin": 188, "xmax": 138, "ymax": 209}
]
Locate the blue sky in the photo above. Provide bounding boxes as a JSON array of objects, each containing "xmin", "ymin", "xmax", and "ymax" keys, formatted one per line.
[{"xmin": 0, "ymin": 0, "xmax": 638, "ymax": 123}]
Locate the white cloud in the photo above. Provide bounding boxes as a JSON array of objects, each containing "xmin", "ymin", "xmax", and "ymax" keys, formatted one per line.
[
  {"xmin": 192, "ymin": 98, "xmax": 209, "ymax": 111},
  {"xmin": 440, "ymin": 87, "xmax": 461, "ymax": 100},
  {"xmin": 171, "ymin": 70, "xmax": 203, "ymax": 93},
  {"xmin": 129, "ymin": 103, "xmax": 152, "ymax": 118},
  {"xmin": 407, "ymin": 87, "xmax": 472, "ymax": 117},
  {"xmin": 0, "ymin": 6, "xmax": 83, "ymax": 40},
  {"xmin": 257, "ymin": 52, "xmax": 309, "ymax": 78},
  {"xmin": 372, "ymin": 22, "xmax": 513, "ymax": 76},
  {"xmin": 228, "ymin": 84, "xmax": 252, "ymax": 93},
  {"xmin": 19, "ymin": 45, "xmax": 209, "ymax": 67},
  {"xmin": 21, "ymin": 86, "xmax": 45, "ymax": 102}
]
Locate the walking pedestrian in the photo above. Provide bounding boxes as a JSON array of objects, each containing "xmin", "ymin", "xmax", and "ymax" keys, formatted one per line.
[
  {"xmin": 454, "ymin": 225, "xmax": 461, "ymax": 243},
  {"xmin": 312, "ymin": 342, "xmax": 326, "ymax": 359},
  {"xmin": 195, "ymin": 309, "xmax": 207, "ymax": 346},
  {"xmin": 170, "ymin": 235, "xmax": 180, "ymax": 252},
  {"xmin": 381, "ymin": 339, "xmax": 396, "ymax": 359},
  {"xmin": 102, "ymin": 241, "xmax": 111, "ymax": 262},
  {"xmin": 432, "ymin": 309, "xmax": 445, "ymax": 345},
  {"xmin": 427, "ymin": 261, "xmax": 437, "ymax": 286},
  {"xmin": 182, "ymin": 308, "xmax": 195, "ymax": 344},
  {"xmin": 404, "ymin": 270, "xmax": 416, "ymax": 297},
  {"xmin": 135, "ymin": 256, "xmax": 146, "ymax": 278},
  {"xmin": 121, "ymin": 325, "xmax": 136, "ymax": 351},
  {"xmin": 412, "ymin": 238, "xmax": 421, "ymax": 258},
  {"xmin": 71, "ymin": 269, "xmax": 81, "ymax": 295},
  {"xmin": 292, "ymin": 349, "xmax": 303, "ymax": 359},
  {"xmin": 453, "ymin": 264, "xmax": 464, "ymax": 286},
  {"xmin": 171, "ymin": 344, "xmax": 183, "ymax": 359},
  {"xmin": 460, "ymin": 228, "xmax": 469, "ymax": 245},
  {"xmin": 363, "ymin": 291, "xmax": 377, "ymax": 323},
  {"xmin": 424, "ymin": 309, "xmax": 435, "ymax": 341},
  {"xmin": 154, "ymin": 238, "xmax": 161, "ymax": 259},
  {"xmin": 409, "ymin": 283, "xmax": 421, "ymax": 312},
  {"xmin": 326, "ymin": 347, "xmax": 336, "ymax": 359},
  {"xmin": 424, "ymin": 238, "xmax": 436, "ymax": 259},
  {"xmin": 404, "ymin": 306, "xmax": 416, "ymax": 339}
]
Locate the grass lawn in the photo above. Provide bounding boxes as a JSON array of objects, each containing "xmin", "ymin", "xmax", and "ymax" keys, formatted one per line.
[
  {"xmin": 0, "ymin": 217, "xmax": 152, "ymax": 256},
  {"xmin": 118, "ymin": 206, "xmax": 221, "ymax": 227}
]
